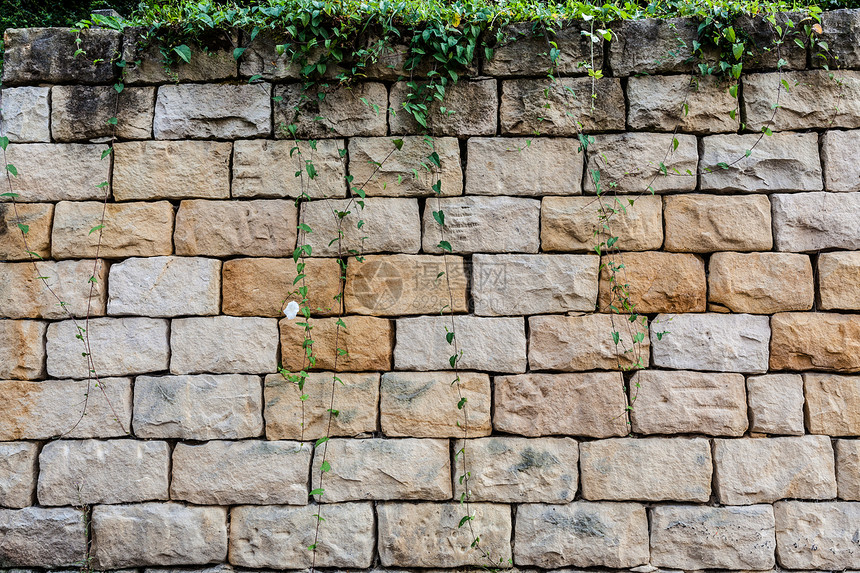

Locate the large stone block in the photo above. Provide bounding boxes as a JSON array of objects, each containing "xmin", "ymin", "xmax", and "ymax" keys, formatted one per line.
[
  {"xmin": 121, "ymin": 28, "xmax": 237, "ymax": 84},
  {"xmin": 772, "ymin": 192, "xmax": 860, "ymax": 251},
  {"xmin": 804, "ymin": 373, "xmax": 860, "ymax": 436},
  {"xmin": 274, "ymin": 82, "xmax": 387, "ymax": 138},
  {"xmin": 495, "ymin": 372, "xmax": 629, "ymax": 438},
  {"xmin": 0, "ymin": 260, "xmax": 107, "ymax": 319},
  {"xmin": 627, "ymin": 75, "xmax": 739, "ymax": 133},
  {"xmin": 390, "ymin": 79, "xmax": 497, "ymax": 136},
  {"xmin": 747, "ymin": 374, "xmax": 806, "ymax": 435},
  {"xmin": 484, "ymin": 22, "xmax": 602, "ymax": 76},
  {"xmin": 816, "ymin": 9, "xmax": 860, "ymax": 69},
  {"xmin": 3, "ymin": 143, "xmax": 109, "ymax": 202},
  {"xmin": 171, "ymin": 316, "xmax": 278, "ymax": 375},
  {"xmin": 771, "ymin": 312, "xmax": 860, "ymax": 372},
  {"xmin": 837, "ymin": 440, "xmax": 860, "ymax": 500},
  {"xmin": 281, "ymin": 315, "xmax": 393, "ymax": 371},
  {"xmin": 708, "ymin": 252, "xmax": 814, "ymax": 313},
  {"xmin": 0, "ymin": 203, "xmax": 52, "ymax": 260},
  {"xmin": 236, "ymin": 31, "xmax": 311, "ymax": 80},
  {"xmin": 663, "ymin": 194, "xmax": 772, "ymax": 252},
  {"xmin": 734, "ymin": 12, "xmax": 808, "ymax": 71},
  {"xmin": 747, "ymin": 71, "xmax": 860, "ymax": 131},
  {"xmin": 599, "ymin": 252, "xmax": 706, "ymax": 313},
  {"xmin": 0, "ymin": 87, "xmax": 50, "ymax": 142},
  {"xmin": 819, "ymin": 251, "xmax": 860, "ymax": 310},
  {"xmin": 153, "ymin": 83, "xmax": 271, "ymax": 139},
  {"xmin": 775, "ymin": 501, "xmax": 860, "ymax": 569},
  {"xmin": 0, "ymin": 320, "xmax": 45, "ymax": 380},
  {"xmin": 50, "ymin": 86, "xmax": 155, "ymax": 141},
  {"xmin": 0, "ymin": 506, "xmax": 86, "ymax": 567},
  {"xmin": 0, "ymin": 442, "xmax": 37, "ymax": 508},
  {"xmin": 233, "ymin": 139, "xmax": 347, "ymax": 198},
  {"xmin": 609, "ymin": 17, "xmax": 698, "ymax": 75},
  {"xmin": 2, "ymin": 28, "xmax": 119, "ymax": 85}
]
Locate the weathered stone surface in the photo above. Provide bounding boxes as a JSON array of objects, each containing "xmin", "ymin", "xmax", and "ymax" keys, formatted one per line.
[
  {"xmin": 651, "ymin": 313, "xmax": 770, "ymax": 373},
  {"xmin": 3, "ymin": 144, "xmax": 109, "ymax": 202},
  {"xmin": 37, "ymin": 439, "xmax": 169, "ymax": 506},
  {"xmin": 380, "ymin": 371, "xmax": 491, "ymax": 438},
  {"xmin": 581, "ymin": 437, "xmax": 712, "ymax": 502},
  {"xmin": 171, "ymin": 316, "xmax": 278, "ymax": 374},
  {"xmin": 91, "ymin": 503, "xmax": 227, "ymax": 568},
  {"xmin": 628, "ymin": 75, "xmax": 739, "ymax": 133},
  {"xmin": 495, "ymin": 372, "xmax": 629, "ymax": 438},
  {"xmin": 230, "ymin": 503, "xmax": 374, "ymax": 568},
  {"xmin": 51, "ymin": 201, "xmax": 174, "ymax": 259},
  {"xmin": 0, "ymin": 203, "xmax": 52, "ymax": 260},
  {"xmin": 709, "ymin": 252, "xmax": 814, "ymax": 313},
  {"xmin": 773, "ymin": 192, "xmax": 860, "ymax": 251},
  {"xmin": 423, "ymin": 196, "xmax": 540, "ymax": 254},
  {"xmin": 599, "ymin": 252, "xmax": 705, "ymax": 313},
  {"xmin": 122, "ymin": 28, "xmax": 237, "ymax": 84},
  {"xmin": 529, "ymin": 314, "xmax": 650, "ymax": 371},
  {"xmin": 0, "ymin": 260, "xmax": 107, "ymax": 319},
  {"xmin": 274, "ymin": 83, "xmax": 387, "ymax": 138},
  {"xmin": 281, "ymin": 316, "xmax": 393, "ymax": 371},
  {"xmin": 747, "ymin": 374, "xmax": 806, "ymax": 435},
  {"xmin": 0, "ymin": 443, "xmax": 37, "ymax": 508},
  {"xmin": 541, "ymin": 195, "xmax": 663, "ymax": 252},
  {"xmin": 664, "ymin": 194, "xmax": 772, "ymax": 252},
  {"xmin": 609, "ymin": 17, "xmax": 698, "ymax": 75},
  {"xmin": 378, "ymin": 502, "xmax": 512, "ymax": 567},
  {"xmin": 804, "ymin": 373, "xmax": 860, "ymax": 436},
  {"xmin": 734, "ymin": 12, "xmax": 808, "ymax": 71},
  {"xmin": 771, "ymin": 312, "xmax": 860, "ymax": 372},
  {"xmin": 301, "ymin": 197, "xmax": 420, "ymax": 256},
  {"xmin": 390, "ymin": 80, "xmax": 497, "ymax": 136},
  {"xmin": 701, "ymin": 133, "xmax": 823, "ymax": 192},
  {"xmin": 630, "ymin": 370, "xmax": 748, "ymax": 436},
  {"xmin": 51, "ymin": 86, "xmax": 154, "ymax": 141},
  {"xmin": 485, "ymin": 22, "xmax": 602, "ymax": 76},
  {"xmin": 0, "ymin": 320, "xmax": 45, "ymax": 380},
  {"xmin": 650, "ymin": 504, "xmax": 775, "ymax": 570},
  {"xmin": 312, "ymin": 438, "xmax": 451, "ymax": 502},
  {"xmin": 265, "ymin": 371, "xmax": 379, "ymax": 440},
  {"xmin": 350, "ymin": 136, "xmax": 461, "ymax": 197},
  {"xmin": 823, "ymin": 130, "xmax": 860, "ymax": 192},
  {"xmin": 585, "ymin": 133, "xmax": 698, "ymax": 193},
  {"xmin": 837, "ymin": 440, "xmax": 860, "ymax": 500},
  {"xmin": 114, "ymin": 141, "xmax": 230, "ymax": 201},
  {"xmin": 154, "ymin": 83, "xmax": 271, "ymax": 139},
  {"xmin": 515, "ymin": 501, "xmax": 649, "ymax": 568},
  {"xmin": 174, "ymin": 199, "xmax": 297, "ymax": 257},
  {"xmin": 133, "ymin": 374, "xmax": 263, "ymax": 439},
  {"xmin": 233, "ymin": 139, "xmax": 347, "ymax": 198},
  {"xmin": 172, "ymin": 440, "xmax": 311, "ymax": 505},
  {"xmin": 501, "ymin": 77, "xmax": 625, "ymax": 134},
  {"xmin": 236, "ymin": 31, "xmax": 310, "ymax": 80},
  {"xmin": 819, "ymin": 252, "xmax": 860, "ymax": 310},
  {"xmin": 0, "ymin": 506, "xmax": 86, "ymax": 567},
  {"xmin": 345, "ymin": 254, "xmax": 467, "ymax": 316},
  {"xmin": 2, "ymin": 28, "xmax": 118, "ymax": 85},
  {"xmin": 0, "ymin": 87, "xmax": 49, "ymax": 142},
  {"xmin": 816, "ymin": 9, "xmax": 860, "ymax": 68},
  {"xmin": 395, "ymin": 316, "xmax": 526, "ymax": 372},
  {"xmin": 714, "ymin": 436, "xmax": 836, "ymax": 505},
  {"xmin": 47, "ymin": 317, "xmax": 168, "ymax": 379},
  {"xmin": 0, "ymin": 377, "xmax": 132, "ymax": 440},
  {"xmin": 775, "ymin": 501, "xmax": 860, "ymax": 569}
]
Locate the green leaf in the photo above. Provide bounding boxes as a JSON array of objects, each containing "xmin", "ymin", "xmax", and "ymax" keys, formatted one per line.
[
  {"xmin": 446, "ymin": 332, "xmax": 455, "ymax": 344},
  {"xmin": 101, "ymin": 148, "xmax": 113, "ymax": 160},
  {"xmin": 249, "ymin": 74, "xmax": 263, "ymax": 83},
  {"xmin": 6, "ymin": 164, "xmax": 18, "ymax": 177},
  {"xmin": 173, "ymin": 44, "xmax": 192, "ymax": 63},
  {"xmin": 428, "ymin": 152, "xmax": 441, "ymax": 167},
  {"xmin": 114, "ymin": 82, "xmax": 124, "ymax": 94},
  {"xmin": 458, "ymin": 515, "xmax": 472, "ymax": 528},
  {"xmin": 672, "ymin": 137, "xmax": 679, "ymax": 151},
  {"xmin": 732, "ymin": 42, "xmax": 744, "ymax": 60},
  {"xmin": 437, "ymin": 240, "xmax": 452, "ymax": 252},
  {"xmin": 392, "ymin": 138, "xmax": 404, "ymax": 150},
  {"xmin": 314, "ymin": 436, "xmax": 329, "ymax": 447},
  {"xmin": 729, "ymin": 84, "xmax": 738, "ymax": 98},
  {"xmin": 762, "ymin": 126, "xmax": 773, "ymax": 136},
  {"xmin": 607, "ymin": 236, "xmax": 619, "ymax": 248},
  {"xmin": 1, "ymin": 192, "xmax": 19, "ymax": 198},
  {"xmin": 432, "ymin": 180, "xmax": 442, "ymax": 194},
  {"xmin": 457, "ymin": 397, "xmax": 467, "ymax": 409},
  {"xmin": 106, "ymin": 117, "xmax": 118, "ymax": 126},
  {"xmin": 449, "ymin": 354, "xmax": 457, "ymax": 368},
  {"xmin": 432, "ymin": 210, "xmax": 445, "ymax": 226},
  {"xmin": 321, "ymin": 460, "xmax": 331, "ymax": 472},
  {"xmin": 0, "ymin": 136, "xmax": 9, "ymax": 150},
  {"xmin": 89, "ymin": 225, "xmax": 104, "ymax": 235},
  {"xmin": 611, "ymin": 331, "xmax": 620, "ymax": 345},
  {"xmin": 309, "ymin": 488, "xmax": 325, "ymax": 496},
  {"xmin": 233, "ymin": 47, "xmax": 246, "ymax": 60},
  {"xmin": 17, "ymin": 223, "xmax": 29, "ymax": 234}
]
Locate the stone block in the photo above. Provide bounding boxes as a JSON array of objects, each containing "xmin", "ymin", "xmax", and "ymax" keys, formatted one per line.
[
  {"xmin": 585, "ymin": 133, "xmax": 698, "ymax": 193},
  {"xmin": 390, "ymin": 79, "xmax": 497, "ymax": 136},
  {"xmin": 3, "ymin": 143, "xmax": 109, "ymax": 202},
  {"xmin": 484, "ymin": 22, "xmax": 603, "ymax": 76},
  {"xmin": 837, "ymin": 440, "xmax": 860, "ymax": 500},
  {"xmin": 627, "ymin": 75, "xmax": 739, "ymax": 133},
  {"xmin": 232, "ymin": 139, "xmax": 347, "ymax": 198},
  {"xmin": 599, "ymin": 252, "xmax": 706, "ymax": 313},
  {"xmin": 281, "ymin": 315, "xmax": 393, "ymax": 371},
  {"xmin": 153, "ymin": 83, "xmax": 271, "ymax": 139},
  {"xmin": 50, "ymin": 86, "xmax": 154, "ymax": 141},
  {"xmin": 823, "ymin": 130, "xmax": 860, "ymax": 192},
  {"xmin": 734, "ymin": 12, "xmax": 809, "ymax": 71},
  {"xmin": 819, "ymin": 252, "xmax": 860, "ymax": 310},
  {"xmin": 0, "ymin": 443, "xmax": 37, "ymax": 508},
  {"xmin": 771, "ymin": 312, "xmax": 860, "ymax": 372},
  {"xmin": 747, "ymin": 374, "xmax": 806, "ymax": 435},
  {"xmin": 816, "ymin": 9, "xmax": 860, "ymax": 68},
  {"xmin": 2, "ymin": 28, "xmax": 118, "ymax": 85},
  {"xmin": 274, "ymin": 83, "xmax": 387, "ymax": 138},
  {"xmin": 708, "ymin": 252, "xmax": 814, "ymax": 313},
  {"xmin": 663, "ymin": 194, "xmax": 772, "ymax": 252},
  {"xmin": 0, "ymin": 320, "xmax": 45, "ymax": 380},
  {"xmin": 0, "ymin": 87, "xmax": 50, "ymax": 142},
  {"xmin": 772, "ymin": 192, "xmax": 860, "ymax": 251},
  {"xmin": 171, "ymin": 316, "xmax": 278, "ymax": 375},
  {"xmin": 804, "ymin": 373, "xmax": 860, "ymax": 436},
  {"xmin": 0, "ymin": 260, "xmax": 107, "ymax": 319},
  {"xmin": 0, "ymin": 203, "xmax": 52, "ymax": 260},
  {"xmin": 236, "ymin": 31, "xmax": 308, "ymax": 80},
  {"xmin": 0, "ymin": 506, "xmax": 86, "ymax": 567},
  {"xmin": 609, "ymin": 17, "xmax": 698, "ymax": 75},
  {"xmin": 775, "ymin": 500, "xmax": 860, "ymax": 569},
  {"xmin": 121, "ymin": 28, "xmax": 237, "ymax": 84}
]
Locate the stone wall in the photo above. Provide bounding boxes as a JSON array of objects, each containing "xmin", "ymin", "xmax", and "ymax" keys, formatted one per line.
[{"xmin": 1, "ymin": 10, "xmax": 860, "ymax": 570}]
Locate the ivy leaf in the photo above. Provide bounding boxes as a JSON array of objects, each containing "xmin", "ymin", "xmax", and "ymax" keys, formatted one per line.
[
  {"xmin": 611, "ymin": 331, "xmax": 620, "ymax": 344},
  {"xmin": 309, "ymin": 488, "xmax": 325, "ymax": 496},
  {"xmin": 457, "ymin": 397, "xmax": 467, "ymax": 409},
  {"xmin": 732, "ymin": 42, "xmax": 744, "ymax": 60},
  {"xmin": 321, "ymin": 460, "xmax": 331, "ymax": 472},
  {"xmin": 173, "ymin": 44, "xmax": 192, "ymax": 63},
  {"xmin": 1, "ymin": 192, "xmax": 19, "ymax": 198},
  {"xmin": 89, "ymin": 225, "xmax": 104, "ymax": 235},
  {"xmin": 233, "ymin": 47, "xmax": 246, "ymax": 60},
  {"xmin": 437, "ymin": 240, "xmax": 452, "ymax": 252},
  {"xmin": 101, "ymin": 148, "xmax": 113, "ymax": 160},
  {"xmin": 0, "ymin": 136, "xmax": 9, "ymax": 150},
  {"xmin": 672, "ymin": 137, "xmax": 679, "ymax": 151},
  {"xmin": 392, "ymin": 138, "xmax": 404, "ymax": 150},
  {"xmin": 432, "ymin": 210, "xmax": 445, "ymax": 226},
  {"xmin": 6, "ymin": 164, "xmax": 18, "ymax": 177},
  {"xmin": 17, "ymin": 223, "xmax": 29, "ymax": 234},
  {"xmin": 446, "ymin": 332, "xmax": 455, "ymax": 344}
]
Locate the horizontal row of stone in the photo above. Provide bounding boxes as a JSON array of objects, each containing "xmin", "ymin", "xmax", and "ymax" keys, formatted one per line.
[{"xmin": 2, "ymin": 499, "xmax": 859, "ymax": 570}]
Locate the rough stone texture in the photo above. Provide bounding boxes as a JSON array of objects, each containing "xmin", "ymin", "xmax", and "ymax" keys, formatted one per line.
[
  {"xmin": 350, "ymin": 136, "xmax": 462, "ymax": 197},
  {"xmin": 747, "ymin": 374, "xmax": 806, "ymax": 435},
  {"xmin": 708, "ymin": 252, "xmax": 814, "ymax": 313},
  {"xmin": 390, "ymin": 80, "xmax": 497, "ymax": 136},
  {"xmin": 3, "ymin": 144, "xmax": 109, "ymax": 202},
  {"xmin": 804, "ymin": 373, "xmax": 860, "ymax": 436},
  {"xmin": 484, "ymin": 22, "xmax": 602, "ymax": 76},
  {"xmin": 772, "ymin": 192, "xmax": 860, "ymax": 251},
  {"xmin": 0, "ymin": 203, "xmax": 53, "ymax": 260},
  {"xmin": 377, "ymin": 502, "xmax": 512, "ymax": 567},
  {"xmin": 174, "ymin": 199, "xmax": 297, "ymax": 257},
  {"xmin": 2, "ymin": 28, "xmax": 119, "ymax": 85},
  {"xmin": 0, "ymin": 320, "xmax": 45, "ymax": 380},
  {"xmin": 585, "ymin": 133, "xmax": 698, "ymax": 193},
  {"xmin": 345, "ymin": 254, "xmax": 468, "ymax": 316},
  {"xmin": 734, "ymin": 12, "xmax": 809, "ymax": 71},
  {"xmin": 170, "ymin": 316, "xmax": 278, "ymax": 374},
  {"xmin": 395, "ymin": 316, "xmax": 526, "ymax": 373},
  {"xmin": 529, "ymin": 314, "xmax": 650, "ymax": 371},
  {"xmin": 301, "ymin": 198, "xmax": 420, "ymax": 256},
  {"xmin": 837, "ymin": 440, "xmax": 860, "ymax": 500},
  {"xmin": 380, "ymin": 371, "xmax": 491, "ymax": 438},
  {"xmin": 494, "ymin": 372, "xmax": 629, "ymax": 438},
  {"xmin": 51, "ymin": 201, "xmax": 174, "ymax": 259},
  {"xmin": 630, "ymin": 370, "xmax": 748, "ymax": 436},
  {"xmin": 265, "ymin": 372, "xmax": 379, "ymax": 440},
  {"xmin": 91, "ymin": 503, "xmax": 227, "ymax": 568},
  {"xmin": 0, "ymin": 87, "xmax": 50, "ymax": 142},
  {"xmin": 650, "ymin": 504, "xmax": 776, "ymax": 570},
  {"xmin": 816, "ymin": 9, "xmax": 860, "ymax": 68},
  {"xmin": 46, "ymin": 317, "xmax": 169, "ymax": 379},
  {"xmin": 651, "ymin": 313, "xmax": 770, "ymax": 373},
  {"xmin": 0, "ymin": 506, "xmax": 86, "ymax": 567},
  {"xmin": 700, "ymin": 133, "xmax": 823, "ymax": 192},
  {"xmin": 770, "ymin": 312, "xmax": 860, "ymax": 372},
  {"xmin": 114, "ymin": 141, "xmax": 231, "ymax": 201},
  {"xmin": 0, "ymin": 378, "xmax": 132, "ymax": 440},
  {"xmin": 236, "ymin": 32, "xmax": 310, "ymax": 80},
  {"xmin": 541, "ymin": 195, "xmax": 663, "ymax": 252},
  {"xmin": 37, "ymin": 439, "xmax": 169, "ymax": 506},
  {"xmin": 171, "ymin": 440, "xmax": 311, "ymax": 505},
  {"xmin": 609, "ymin": 17, "xmax": 698, "ymax": 75},
  {"xmin": 154, "ymin": 83, "xmax": 271, "ymax": 139},
  {"xmin": 233, "ymin": 139, "xmax": 347, "ymax": 199},
  {"xmin": 312, "ymin": 438, "xmax": 451, "ymax": 502},
  {"xmin": 0, "ymin": 443, "xmax": 38, "ymax": 508},
  {"xmin": 823, "ymin": 130, "xmax": 860, "ymax": 192},
  {"xmin": 580, "ymin": 437, "xmax": 712, "ymax": 502},
  {"xmin": 274, "ymin": 83, "xmax": 387, "ymax": 138},
  {"xmin": 122, "ymin": 28, "xmax": 237, "ymax": 84},
  {"xmin": 501, "ymin": 77, "xmax": 625, "ymax": 134},
  {"xmin": 598, "ymin": 252, "xmax": 706, "ymax": 313},
  {"xmin": 819, "ymin": 251, "xmax": 860, "ymax": 310},
  {"xmin": 0, "ymin": 260, "xmax": 107, "ymax": 319},
  {"xmin": 663, "ymin": 194, "xmax": 773, "ymax": 252},
  {"xmin": 775, "ymin": 501, "xmax": 860, "ymax": 569},
  {"xmin": 515, "ymin": 501, "xmax": 649, "ymax": 568},
  {"xmin": 230, "ymin": 503, "xmax": 374, "ymax": 568},
  {"xmin": 627, "ymin": 75, "xmax": 739, "ymax": 133},
  {"xmin": 281, "ymin": 316, "xmax": 393, "ymax": 371},
  {"xmin": 422, "ymin": 197, "xmax": 540, "ymax": 254},
  {"xmin": 133, "ymin": 374, "xmax": 263, "ymax": 440},
  {"xmin": 474, "ymin": 254, "xmax": 599, "ymax": 316},
  {"xmin": 50, "ymin": 86, "xmax": 155, "ymax": 141},
  {"xmin": 465, "ymin": 137, "xmax": 583, "ymax": 196}
]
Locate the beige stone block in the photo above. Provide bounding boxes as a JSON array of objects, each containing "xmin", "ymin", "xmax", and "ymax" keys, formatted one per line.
[
  {"xmin": 121, "ymin": 27, "xmax": 237, "ymax": 84},
  {"xmin": 484, "ymin": 22, "xmax": 602, "ymax": 76},
  {"xmin": 837, "ymin": 440, "xmax": 860, "ymax": 500},
  {"xmin": 627, "ymin": 75, "xmax": 739, "ymax": 133},
  {"xmin": 423, "ymin": 196, "xmax": 540, "ymax": 254},
  {"xmin": 771, "ymin": 312, "xmax": 860, "ymax": 372},
  {"xmin": 281, "ymin": 315, "xmax": 393, "ymax": 371},
  {"xmin": 775, "ymin": 500, "xmax": 860, "ymax": 569},
  {"xmin": 0, "ymin": 506, "xmax": 86, "ymax": 567},
  {"xmin": 390, "ymin": 79, "xmax": 497, "ymax": 136},
  {"xmin": 0, "ymin": 442, "xmax": 38, "ymax": 508},
  {"xmin": 773, "ymin": 192, "xmax": 860, "ymax": 251},
  {"xmin": 350, "ymin": 136, "xmax": 462, "ymax": 196},
  {"xmin": 170, "ymin": 316, "xmax": 278, "ymax": 375},
  {"xmin": 819, "ymin": 251, "xmax": 860, "ymax": 310},
  {"xmin": 274, "ymin": 82, "xmax": 387, "ymax": 138},
  {"xmin": 3, "ymin": 143, "xmax": 109, "ymax": 202},
  {"xmin": 664, "ymin": 194, "xmax": 772, "ymax": 252},
  {"xmin": 747, "ymin": 374, "xmax": 806, "ymax": 435},
  {"xmin": 609, "ymin": 17, "xmax": 698, "ymax": 75},
  {"xmin": 585, "ymin": 133, "xmax": 698, "ymax": 193},
  {"xmin": 0, "ymin": 260, "xmax": 107, "ymax": 319},
  {"xmin": 0, "ymin": 86, "xmax": 50, "ymax": 142},
  {"xmin": 824, "ymin": 130, "xmax": 860, "ymax": 192},
  {"xmin": 709, "ymin": 252, "xmax": 814, "ymax": 313},
  {"xmin": 50, "ymin": 85, "xmax": 154, "ymax": 141},
  {"xmin": 232, "ymin": 139, "xmax": 347, "ymax": 198},
  {"xmin": 0, "ymin": 203, "xmax": 52, "ymax": 260},
  {"xmin": 154, "ymin": 83, "xmax": 271, "ymax": 139},
  {"xmin": 0, "ymin": 320, "xmax": 45, "ymax": 380},
  {"xmin": 804, "ymin": 373, "xmax": 860, "ymax": 436},
  {"xmin": 599, "ymin": 252, "xmax": 705, "ymax": 313}
]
